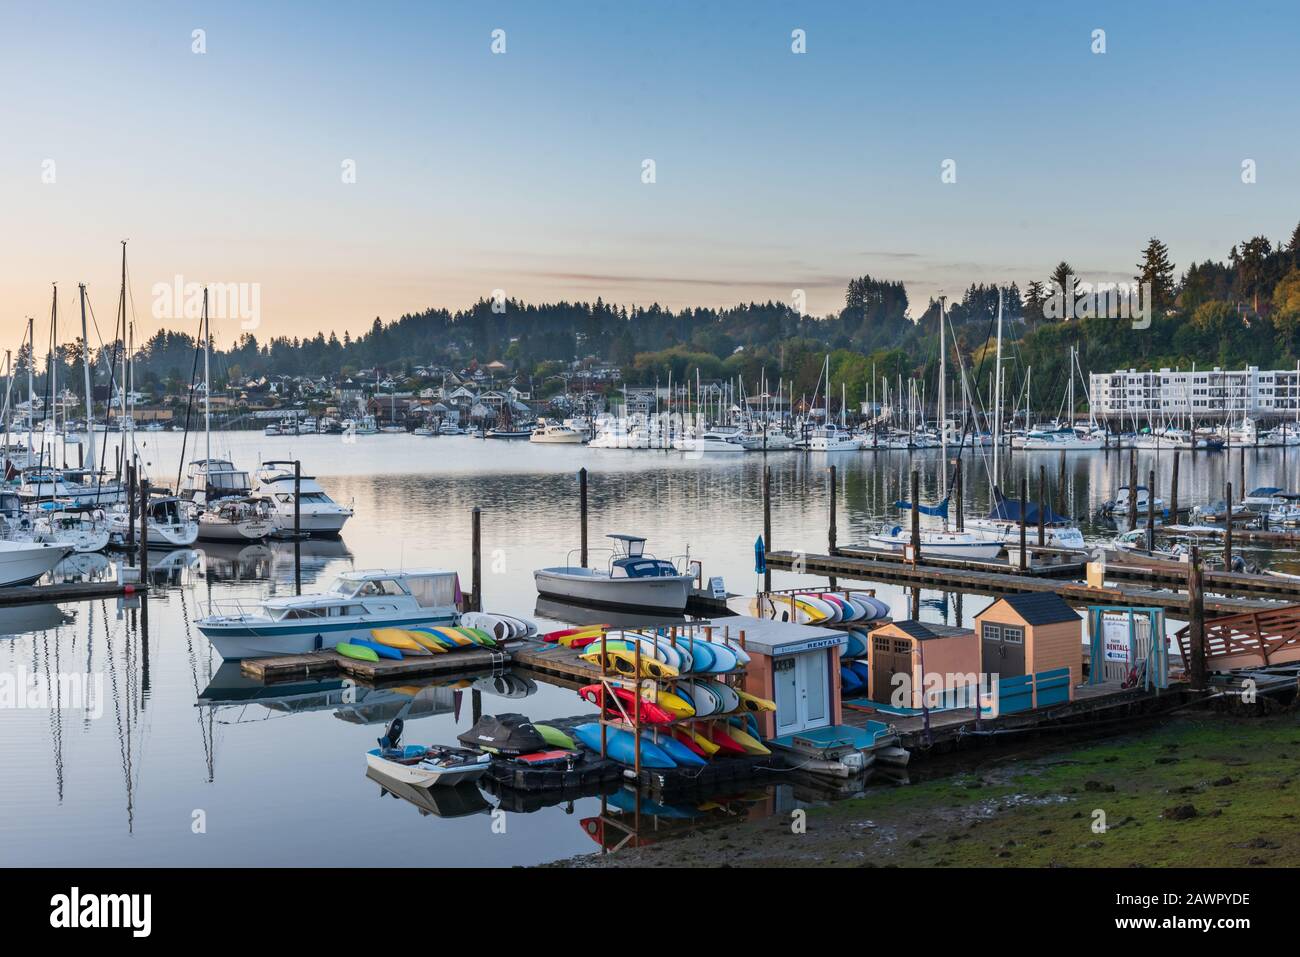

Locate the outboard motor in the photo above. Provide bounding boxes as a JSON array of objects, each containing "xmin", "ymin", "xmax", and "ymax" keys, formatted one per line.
[{"xmin": 378, "ymin": 717, "xmax": 404, "ymax": 752}]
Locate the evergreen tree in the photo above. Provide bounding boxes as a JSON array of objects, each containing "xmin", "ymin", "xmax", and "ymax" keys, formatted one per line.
[{"xmin": 1135, "ymin": 237, "xmax": 1176, "ymax": 313}]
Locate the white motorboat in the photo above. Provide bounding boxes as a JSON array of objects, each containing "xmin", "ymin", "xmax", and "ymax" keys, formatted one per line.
[
  {"xmin": 529, "ymin": 421, "xmax": 583, "ymax": 444},
  {"xmin": 1104, "ymin": 485, "xmax": 1164, "ymax": 516},
  {"xmin": 533, "ymin": 534, "xmax": 697, "ymax": 612},
  {"xmin": 1242, "ymin": 486, "xmax": 1295, "ymax": 511},
  {"xmin": 681, "ymin": 428, "xmax": 746, "ymax": 453},
  {"xmin": 865, "ymin": 525, "xmax": 1003, "ymax": 559},
  {"xmin": 808, "ymin": 424, "xmax": 861, "ymax": 452},
  {"xmin": 1015, "ymin": 428, "xmax": 1105, "ymax": 451},
  {"xmin": 0, "ymin": 538, "xmax": 74, "ymax": 586},
  {"xmin": 196, "ymin": 568, "xmax": 461, "ymax": 659},
  {"xmin": 437, "ymin": 421, "xmax": 463, "ymax": 435},
  {"xmin": 17, "ymin": 468, "xmax": 126, "ymax": 508},
  {"xmin": 366, "ymin": 744, "xmax": 492, "ymax": 788},
  {"xmin": 252, "ymin": 465, "xmax": 353, "ymax": 537}
]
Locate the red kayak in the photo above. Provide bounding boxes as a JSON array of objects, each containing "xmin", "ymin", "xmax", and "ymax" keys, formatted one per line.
[
  {"xmin": 707, "ymin": 723, "xmax": 748, "ymax": 755},
  {"xmin": 542, "ymin": 624, "xmax": 610, "ymax": 644},
  {"xmin": 669, "ymin": 728, "xmax": 709, "ymax": 758},
  {"xmin": 578, "ymin": 684, "xmax": 674, "ymax": 724}
]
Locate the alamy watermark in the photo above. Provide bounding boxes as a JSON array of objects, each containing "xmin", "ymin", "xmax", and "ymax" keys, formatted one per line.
[
  {"xmin": 152, "ymin": 276, "xmax": 261, "ymax": 330},
  {"xmin": 1, "ymin": 668, "xmax": 104, "ymax": 719},
  {"xmin": 1043, "ymin": 277, "xmax": 1151, "ymax": 329}
]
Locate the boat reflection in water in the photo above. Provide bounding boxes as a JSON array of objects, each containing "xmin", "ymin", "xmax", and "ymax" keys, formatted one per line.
[
  {"xmin": 53, "ymin": 551, "xmax": 114, "ymax": 583},
  {"xmin": 197, "ymin": 543, "xmax": 275, "ymax": 583},
  {"xmin": 0, "ymin": 602, "xmax": 74, "ymax": 636},
  {"xmin": 365, "ymin": 768, "xmax": 492, "ymax": 819},
  {"xmin": 533, "ymin": 595, "xmax": 692, "ymax": 632}
]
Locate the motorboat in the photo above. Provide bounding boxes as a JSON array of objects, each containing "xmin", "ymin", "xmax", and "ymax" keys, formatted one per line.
[
  {"xmin": 196, "ymin": 568, "xmax": 461, "ymax": 659},
  {"xmin": 108, "ymin": 493, "xmax": 200, "ymax": 547},
  {"xmin": 252, "ymin": 465, "xmax": 353, "ymax": 537},
  {"xmin": 17, "ymin": 468, "xmax": 126, "ymax": 508},
  {"xmin": 1015, "ymin": 427, "xmax": 1105, "ymax": 451},
  {"xmin": 1242, "ymin": 486, "xmax": 1295, "ymax": 511},
  {"xmin": 437, "ymin": 420, "xmax": 463, "ymax": 435},
  {"xmin": 486, "ymin": 424, "xmax": 534, "ymax": 439},
  {"xmin": 529, "ymin": 421, "xmax": 583, "ymax": 444},
  {"xmin": 1102, "ymin": 485, "xmax": 1164, "ymax": 517},
  {"xmin": 680, "ymin": 428, "xmax": 746, "ymax": 453},
  {"xmin": 808, "ymin": 424, "xmax": 861, "ymax": 452},
  {"xmin": 1266, "ymin": 503, "xmax": 1300, "ymax": 526},
  {"xmin": 534, "ymin": 534, "xmax": 697, "ymax": 612},
  {"xmin": 366, "ymin": 745, "xmax": 491, "ymax": 788},
  {"xmin": 0, "ymin": 538, "xmax": 75, "ymax": 586}
]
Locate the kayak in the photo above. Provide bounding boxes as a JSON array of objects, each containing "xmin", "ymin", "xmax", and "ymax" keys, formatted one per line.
[
  {"xmin": 706, "ymin": 724, "xmax": 749, "ymax": 755},
  {"xmin": 723, "ymin": 724, "xmax": 770, "ymax": 756},
  {"xmin": 642, "ymin": 732, "xmax": 707, "ymax": 767},
  {"xmin": 371, "ymin": 628, "xmax": 432, "ymax": 655},
  {"xmin": 352, "ymin": 637, "xmax": 404, "ymax": 661},
  {"xmin": 404, "ymin": 630, "xmax": 449, "ymax": 654},
  {"xmin": 639, "ymin": 683, "xmax": 694, "ymax": 719},
  {"xmin": 457, "ymin": 626, "xmax": 497, "ymax": 648},
  {"xmin": 534, "ymin": 723, "xmax": 577, "ymax": 750},
  {"xmin": 542, "ymin": 624, "xmax": 609, "ymax": 643},
  {"xmin": 672, "ymin": 726, "xmax": 720, "ymax": 756},
  {"xmin": 336, "ymin": 641, "xmax": 379, "ymax": 662},
  {"xmin": 700, "ymin": 680, "xmax": 740, "ymax": 714},
  {"xmin": 735, "ymin": 689, "xmax": 776, "ymax": 713},
  {"xmin": 426, "ymin": 626, "xmax": 475, "ymax": 648},
  {"xmin": 578, "ymin": 684, "xmax": 675, "ymax": 724},
  {"xmin": 579, "ymin": 647, "xmax": 678, "ymax": 679},
  {"xmin": 572, "ymin": 722, "xmax": 676, "ymax": 769}
]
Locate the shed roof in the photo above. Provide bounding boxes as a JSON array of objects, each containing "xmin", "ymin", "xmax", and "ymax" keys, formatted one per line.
[
  {"xmin": 985, "ymin": 592, "xmax": 1079, "ymax": 626},
  {"xmin": 882, "ymin": 620, "xmax": 974, "ymax": 641}
]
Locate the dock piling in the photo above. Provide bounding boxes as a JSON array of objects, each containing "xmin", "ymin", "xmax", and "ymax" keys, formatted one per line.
[
  {"xmin": 1170, "ymin": 453, "xmax": 1180, "ymax": 520},
  {"xmin": 1127, "ymin": 449, "xmax": 1138, "ymax": 530},
  {"xmin": 1146, "ymin": 468, "xmax": 1156, "ymax": 550},
  {"xmin": 911, "ymin": 469, "xmax": 920, "ymax": 565},
  {"xmin": 828, "ymin": 465, "xmax": 838, "ymax": 557},
  {"xmin": 1037, "ymin": 465, "xmax": 1045, "ymax": 547},
  {"xmin": 1188, "ymin": 546, "xmax": 1207, "ymax": 689},
  {"xmin": 1224, "ymin": 482, "xmax": 1234, "ymax": 572},
  {"xmin": 579, "ymin": 467, "xmax": 588, "ymax": 567},
  {"xmin": 762, "ymin": 465, "xmax": 771, "ymax": 592},
  {"xmin": 471, "ymin": 506, "xmax": 482, "ymax": 612},
  {"xmin": 137, "ymin": 478, "xmax": 149, "ymax": 571},
  {"xmin": 1018, "ymin": 476, "xmax": 1028, "ymax": 571},
  {"xmin": 954, "ymin": 461, "xmax": 963, "ymax": 532}
]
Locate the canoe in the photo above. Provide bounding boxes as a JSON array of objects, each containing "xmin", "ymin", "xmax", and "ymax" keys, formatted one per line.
[
  {"xmin": 735, "ymin": 689, "xmax": 776, "ymax": 713},
  {"xmin": 534, "ymin": 723, "xmax": 577, "ymax": 750},
  {"xmin": 351, "ymin": 637, "xmax": 404, "ymax": 661},
  {"xmin": 643, "ymin": 732, "xmax": 707, "ymax": 767},
  {"xmin": 371, "ymin": 628, "xmax": 432, "ymax": 655},
  {"xmin": 579, "ymin": 647, "xmax": 678, "ymax": 679},
  {"xmin": 337, "ymin": 641, "xmax": 380, "ymax": 662},
  {"xmin": 578, "ymin": 684, "xmax": 674, "ymax": 724},
  {"xmin": 572, "ymin": 722, "xmax": 675, "ymax": 769}
]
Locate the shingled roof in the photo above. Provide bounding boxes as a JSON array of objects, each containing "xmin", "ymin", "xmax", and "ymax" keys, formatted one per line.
[
  {"xmin": 886, "ymin": 620, "xmax": 974, "ymax": 641},
  {"xmin": 992, "ymin": 592, "xmax": 1079, "ymax": 626}
]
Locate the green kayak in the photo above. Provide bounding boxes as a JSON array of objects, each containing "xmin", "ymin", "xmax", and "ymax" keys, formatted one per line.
[
  {"xmin": 336, "ymin": 642, "xmax": 380, "ymax": 663},
  {"xmin": 534, "ymin": 723, "xmax": 576, "ymax": 750}
]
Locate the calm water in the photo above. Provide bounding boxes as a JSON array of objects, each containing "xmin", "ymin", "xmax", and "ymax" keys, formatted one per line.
[{"xmin": 3, "ymin": 434, "xmax": 1298, "ymax": 866}]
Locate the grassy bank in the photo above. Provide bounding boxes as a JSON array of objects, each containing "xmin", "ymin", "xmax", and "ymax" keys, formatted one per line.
[{"xmin": 557, "ymin": 715, "xmax": 1300, "ymax": 867}]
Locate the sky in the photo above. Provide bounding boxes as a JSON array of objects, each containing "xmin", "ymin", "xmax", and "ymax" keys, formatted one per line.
[{"xmin": 2, "ymin": 0, "xmax": 1298, "ymax": 350}]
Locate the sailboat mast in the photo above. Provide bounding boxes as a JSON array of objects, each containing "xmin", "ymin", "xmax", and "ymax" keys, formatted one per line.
[
  {"xmin": 79, "ymin": 284, "xmax": 98, "ymax": 476},
  {"xmin": 992, "ymin": 289, "xmax": 1004, "ymax": 485},
  {"xmin": 939, "ymin": 295, "xmax": 947, "ymax": 463},
  {"xmin": 26, "ymin": 317, "xmax": 34, "ymax": 458},
  {"xmin": 203, "ymin": 287, "xmax": 212, "ymax": 461}
]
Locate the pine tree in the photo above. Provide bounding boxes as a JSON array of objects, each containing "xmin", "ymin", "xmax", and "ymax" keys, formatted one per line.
[
  {"xmin": 1135, "ymin": 237, "xmax": 1176, "ymax": 313},
  {"xmin": 1024, "ymin": 280, "xmax": 1046, "ymax": 329}
]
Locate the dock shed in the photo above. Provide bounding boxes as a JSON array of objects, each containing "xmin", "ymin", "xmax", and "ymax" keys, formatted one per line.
[
  {"xmin": 976, "ymin": 593, "xmax": 1082, "ymax": 708},
  {"xmin": 864, "ymin": 620, "xmax": 980, "ymax": 709},
  {"xmin": 734, "ymin": 615, "xmax": 845, "ymax": 740}
]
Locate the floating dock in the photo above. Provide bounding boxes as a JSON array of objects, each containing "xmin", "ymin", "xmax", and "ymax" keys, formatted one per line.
[
  {"xmin": 0, "ymin": 579, "xmax": 148, "ymax": 607},
  {"xmin": 240, "ymin": 640, "xmax": 519, "ymax": 684}
]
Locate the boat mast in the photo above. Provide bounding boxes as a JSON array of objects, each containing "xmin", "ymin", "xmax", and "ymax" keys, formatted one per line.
[
  {"xmin": 203, "ymin": 287, "xmax": 211, "ymax": 462},
  {"xmin": 939, "ymin": 295, "xmax": 947, "ymax": 463},
  {"xmin": 26, "ymin": 316, "xmax": 34, "ymax": 460},
  {"xmin": 992, "ymin": 289, "xmax": 1004, "ymax": 486},
  {"xmin": 79, "ymin": 283, "xmax": 98, "ymax": 480}
]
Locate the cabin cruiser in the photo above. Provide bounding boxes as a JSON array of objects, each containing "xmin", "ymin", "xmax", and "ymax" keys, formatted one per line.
[
  {"xmin": 1242, "ymin": 487, "xmax": 1296, "ymax": 511},
  {"xmin": 807, "ymin": 424, "xmax": 861, "ymax": 452},
  {"xmin": 529, "ymin": 421, "xmax": 583, "ymax": 444},
  {"xmin": 17, "ymin": 469, "xmax": 126, "ymax": 508},
  {"xmin": 1102, "ymin": 485, "xmax": 1164, "ymax": 517},
  {"xmin": 108, "ymin": 493, "xmax": 200, "ymax": 547},
  {"xmin": 252, "ymin": 465, "xmax": 353, "ymax": 537},
  {"xmin": 1014, "ymin": 427, "xmax": 1105, "ymax": 451},
  {"xmin": 196, "ymin": 568, "xmax": 461, "ymax": 659},
  {"xmin": 534, "ymin": 534, "xmax": 697, "ymax": 612},
  {"xmin": 741, "ymin": 426, "xmax": 794, "ymax": 450},
  {"xmin": 680, "ymin": 428, "xmax": 746, "ymax": 453},
  {"xmin": 437, "ymin": 420, "xmax": 463, "ymax": 435}
]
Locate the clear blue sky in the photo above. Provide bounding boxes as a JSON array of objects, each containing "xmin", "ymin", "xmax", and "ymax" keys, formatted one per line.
[{"xmin": 1, "ymin": 0, "xmax": 1297, "ymax": 345}]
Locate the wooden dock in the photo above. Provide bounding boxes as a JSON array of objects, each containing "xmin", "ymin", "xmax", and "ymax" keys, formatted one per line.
[
  {"xmin": 0, "ymin": 579, "xmax": 148, "ymax": 607},
  {"xmin": 241, "ymin": 640, "xmax": 519, "ymax": 684},
  {"xmin": 764, "ymin": 549, "xmax": 1281, "ymax": 616}
]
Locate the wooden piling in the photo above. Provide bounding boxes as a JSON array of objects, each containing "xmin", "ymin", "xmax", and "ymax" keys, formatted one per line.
[
  {"xmin": 1127, "ymin": 449, "xmax": 1138, "ymax": 529},
  {"xmin": 1224, "ymin": 482, "xmax": 1233, "ymax": 572},
  {"xmin": 293, "ymin": 459, "xmax": 302, "ymax": 596},
  {"xmin": 1056, "ymin": 450, "xmax": 1067, "ymax": 515},
  {"xmin": 579, "ymin": 467, "xmax": 588, "ymax": 567},
  {"xmin": 137, "ymin": 478, "xmax": 149, "ymax": 571},
  {"xmin": 1018, "ymin": 476, "xmax": 1028, "ymax": 571},
  {"xmin": 828, "ymin": 465, "xmax": 838, "ymax": 556},
  {"xmin": 1187, "ymin": 546, "xmax": 1206, "ymax": 689},
  {"xmin": 1037, "ymin": 465, "xmax": 1046, "ymax": 547},
  {"xmin": 1146, "ymin": 468, "xmax": 1156, "ymax": 550},
  {"xmin": 1170, "ymin": 453, "xmax": 1180, "ymax": 521},
  {"xmin": 126, "ymin": 461, "xmax": 136, "ymax": 548},
  {"xmin": 954, "ymin": 461, "xmax": 963, "ymax": 532},
  {"xmin": 911, "ymin": 469, "xmax": 920, "ymax": 565},
  {"xmin": 762, "ymin": 465, "xmax": 772, "ymax": 592},
  {"xmin": 471, "ymin": 506, "xmax": 482, "ymax": 612}
]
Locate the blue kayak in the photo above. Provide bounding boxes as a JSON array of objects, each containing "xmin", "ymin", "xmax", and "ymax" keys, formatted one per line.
[
  {"xmin": 573, "ymin": 723, "xmax": 676, "ymax": 769},
  {"xmin": 642, "ymin": 732, "xmax": 707, "ymax": 767},
  {"xmin": 840, "ymin": 665, "xmax": 864, "ymax": 694},
  {"xmin": 352, "ymin": 638, "xmax": 404, "ymax": 660}
]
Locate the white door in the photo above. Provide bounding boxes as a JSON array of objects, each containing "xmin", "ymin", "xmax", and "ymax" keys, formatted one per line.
[
  {"xmin": 774, "ymin": 657, "xmax": 800, "ymax": 736},
  {"xmin": 774, "ymin": 652, "xmax": 832, "ymax": 736}
]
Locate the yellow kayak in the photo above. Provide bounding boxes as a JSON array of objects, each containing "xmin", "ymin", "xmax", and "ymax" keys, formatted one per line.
[
  {"xmin": 428, "ymin": 626, "xmax": 475, "ymax": 648},
  {"xmin": 725, "ymin": 724, "xmax": 771, "ymax": 756},
  {"xmin": 674, "ymin": 727, "xmax": 720, "ymax": 756},
  {"xmin": 556, "ymin": 627, "xmax": 607, "ymax": 648},
  {"xmin": 579, "ymin": 647, "xmax": 678, "ymax": 679},
  {"xmin": 640, "ymin": 683, "xmax": 694, "ymax": 719},
  {"xmin": 404, "ymin": 630, "xmax": 448, "ymax": 654},
  {"xmin": 736, "ymin": 689, "xmax": 776, "ymax": 713},
  {"xmin": 371, "ymin": 628, "xmax": 432, "ymax": 655}
]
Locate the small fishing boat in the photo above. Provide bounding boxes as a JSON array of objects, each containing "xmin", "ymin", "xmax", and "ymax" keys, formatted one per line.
[
  {"xmin": 196, "ymin": 568, "xmax": 461, "ymax": 659},
  {"xmin": 366, "ymin": 720, "xmax": 491, "ymax": 788},
  {"xmin": 534, "ymin": 534, "xmax": 696, "ymax": 612}
]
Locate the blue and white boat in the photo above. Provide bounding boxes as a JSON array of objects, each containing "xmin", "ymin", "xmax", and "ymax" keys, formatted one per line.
[
  {"xmin": 197, "ymin": 568, "xmax": 461, "ymax": 659},
  {"xmin": 533, "ymin": 534, "xmax": 696, "ymax": 612}
]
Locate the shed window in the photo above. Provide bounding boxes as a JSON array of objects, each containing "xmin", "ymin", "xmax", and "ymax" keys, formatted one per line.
[
  {"xmin": 982, "ymin": 623, "xmax": 1002, "ymax": 642},
  {"xmin": 1002, "ymin": 626, "xmax": 1024, "ymax": 644}
]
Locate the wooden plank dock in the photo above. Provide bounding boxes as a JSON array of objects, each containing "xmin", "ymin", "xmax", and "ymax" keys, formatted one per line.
[
  {"xmin": 764, "ymin": 549, "xmax": 1281, "ymax": 616},
  {"xmin": 241, "ymin": 640, "xmax": 519, "ymax": 684},
  {"xmin": 0, "ymin": 579, "xmax": 148, "ymax": 607}
]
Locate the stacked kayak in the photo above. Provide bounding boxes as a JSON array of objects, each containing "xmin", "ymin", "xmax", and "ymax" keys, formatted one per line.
[
  {"xmin": 754, "ymin": 590, "xmax": 890, "ymax": 626},
  {"xmin": 337, "ymin": 614, "xmax": 537, "ymax": 662}
]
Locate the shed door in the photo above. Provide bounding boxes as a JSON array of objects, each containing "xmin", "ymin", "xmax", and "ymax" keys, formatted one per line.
[
  {"xmin": 773, "ymin": 653, "xmax": 831, "ymax": 736},
  {"xmin": 981, "ymin": 622, "xmax": 1025, "ymax": 678},
  {"xmin": 871, "ymin": 636, "xmax": 912, "ymax": 704}
]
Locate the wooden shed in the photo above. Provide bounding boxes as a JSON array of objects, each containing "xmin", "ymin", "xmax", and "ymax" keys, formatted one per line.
[
  {"xmin": 976, "ymin": 593, "xmax": 1083, "ymax": 707},
  {"xmin": 865, "ymin": 620, "xmax": 980, "ymax": 709}
]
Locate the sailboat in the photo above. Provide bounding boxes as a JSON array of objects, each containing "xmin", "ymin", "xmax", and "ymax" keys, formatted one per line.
[{"xmin": 808, "ymin": 356, "xmax": 861, "ymax": 451}]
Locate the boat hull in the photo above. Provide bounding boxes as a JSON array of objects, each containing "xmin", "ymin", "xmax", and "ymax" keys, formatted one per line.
[
  {"xmin": 534, "ymin": 567, "xmax": 692, "ymax": 612},
  {"xmin": 198, "ymin": 612, "xmax": 456, "ymax": 659},
  {"xmin": 0, "ymin": 540, "xmax": 74, "ymax": 586}
]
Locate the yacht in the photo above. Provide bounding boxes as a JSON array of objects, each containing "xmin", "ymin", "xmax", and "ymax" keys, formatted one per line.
[
  {"xmin": 1015, "ymin": 427, "xmax": 1105, "ymax": 451},
  {"xmin": 252, "ymin": 465, "xmax": 353, "ymax": 537},
  {"xmin": 534, "ymin": 534, "xmax": 697, "ymax": 612},
  {"xmin": 808, "ymin": 424, "xmax": 861, "ymax": 452},
  {"xmin": 529, "ymin": 421, "xmax": 583, "ymax": 444},
  {"xmin": 679, "ymin": 427, "xmax": 745, "ymax": 453},
  {"xmin": 437, "ymin": 420, "xmax": 463, "ymax": 435},
  {"xmin": 1102, "ymin": 485, "xmax": 1164, "ymax": 517},
  {"xmin": 31, "ymin": 508, "xmax": 111, "ymax": 553},
  {"xmin": 0, "ymin": 538, "xmax": 74, "ymax": 586},
  {"xmin": 196, "ymin": 568, "xmax": 461, "ymax": 659}
]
